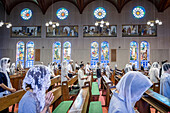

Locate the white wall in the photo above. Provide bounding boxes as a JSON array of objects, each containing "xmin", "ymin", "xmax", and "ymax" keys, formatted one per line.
[{"xmin": 0, "ymin": 0, "xmax": 170, "ymax": 69}]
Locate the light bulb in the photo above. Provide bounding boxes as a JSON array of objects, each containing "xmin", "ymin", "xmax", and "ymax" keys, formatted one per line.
[
  {"xmin": 147, "ymin": 21, "xmax": 151, "ymax": 25},
  {"xmin": 52, "ymin": 24, "xmax": 56, "ymax": 28},
  {"xmin": 49, "ymin": 21, "xmax": 53, "ymax": 25},
  {"xmin": 8, "ymin": 23, "xmax": 12, "ymax": 27},
  {"xmin": 150, "ymin": 23, "xmax": 154, "ymax": 26},
  {"xmin": 56, "ymin": 22, "xmax": 59, "ymax": 26},
  {"xmin": 0, "ymin": 21, "xmax": 4, "ymax": 26},
  {"xmin": 100, "ymin": 24, "xmax": 103, "ymax": 27},
  {"xmin": 101, "ymin": 20, "xmax": 104, "ymax": 24},
  {"xmin": 158, "ymin": 21, "xmax": 162, "ymax": 25},
  {"xmin": 6, "ymin": 25, "xmax": 10, "ymax": 28},
  {"xmin": 155, "ymin": 19, "xmax": 159, "ymax": 24},
  {"xmin": 95, "ymin": 22, "xmax": 99, "ymax": 26},
  {"xmin": 106, "ymin": 22, "xmax": 109, "ymax": 26},
  {"xmin": 45, "ymin": 23, "xmax": 49, "ymax": 26}
]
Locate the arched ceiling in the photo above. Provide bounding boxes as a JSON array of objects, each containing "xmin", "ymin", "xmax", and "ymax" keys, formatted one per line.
[{"xmin": 0, "ymin": 0, "xmax": 170, "ymax": 15}]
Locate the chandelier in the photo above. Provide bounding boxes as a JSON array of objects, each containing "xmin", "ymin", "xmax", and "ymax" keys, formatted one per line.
[
  {"xmin": 95, "ymin": 20, "xmax": 109, "ymax": 27},
  {"xmin": 45, "ymin": 21, "xmax": 59, "ymax": 28},
  {"xmin": 147, "ymin": 19, "xmax": 162, "ymax": 26},
  {"xmin": 0, "ymin": 20, "xmax": 12, "ymax": 28}
]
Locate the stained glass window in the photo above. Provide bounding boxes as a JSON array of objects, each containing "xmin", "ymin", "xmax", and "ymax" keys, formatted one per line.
[
  {"xmin": 101, "ymin": 41, "xmax": 109, "ymax": 67},
  {"xmin": 91, "ymin": 41, "xmax": 99, "ymax": 68},
  {"xmin": 56, "ymin": 8, "xmax": 69, "ymax": 20},
  {"xmin": 16, "ymin": 41, "xmax": 25, "ymax": 68},
  {"xmin": 130, "ymin": 41, "xmax": 139, "ymax": 68},
  {"xmin": 21, "ymin": 8, "xmax": 32, "ymax": 20},
  {"xmin": 94, "ymin": 7, "xmax": 106, "ymax": 19},
  {"xmin": 53, "ymin": 41, "xmax": 61, "ymax": 63},
  {"xmin": 140, "ymin": 41, "xmax": 149, "ymax": 69},
  {"xmin": 63, "ymin": 41, "xmax": 71, "ymax": 62},
  {"xmin": 26, "ymin": 41, "xmax": 34, "ymax": 68},
  {"xmin": 132, "ymin": 6, "xmax": 145, "ymax": 19}
]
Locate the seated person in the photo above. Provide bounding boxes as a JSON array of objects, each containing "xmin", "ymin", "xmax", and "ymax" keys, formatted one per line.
[
  {"xmin": 61, "ymin": 61, "xmax": 70, "ymax": 83},
  {"xmin": 17, "ymin": 61, "xmax": 23, "ymax": 71},
  {"xmin": 67, "ymin": 60, "xmax": 75, "ymax": 78},
  {"xmin": 0, "ymin": 58, "xmax": 16, "ymax": 113},
  {"xmin": 85, "ymin": 62, "xmax": 91, "ymax": 75},
  {"xmin": 10, "ymin": 63, "xmax": 15, "ymax": 75},
  {"xmin": 108, "ymin": 71, "xmax": 152, "ymax": 113},
  {"xmin": 149, "ymin": 62, "xmax": 160, "ymax": 83},
  {"xmin": 160, "ymin": 63, "xmax": 170, "ymax": 99},
  {"xmin": 18, "ymin": 65, "xmax": 54, "ymax": 113},
  {"xmin": 78, "ymin": 64, "xmax": 88, "ymax": 88}
]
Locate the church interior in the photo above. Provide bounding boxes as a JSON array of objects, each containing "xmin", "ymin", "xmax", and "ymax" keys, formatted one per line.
[{"xmin": 0, "ymin": 0, "xmax": 170, "ymax": 113}]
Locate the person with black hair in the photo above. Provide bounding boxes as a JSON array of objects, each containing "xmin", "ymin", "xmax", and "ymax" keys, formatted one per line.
[
  {"xmin": 159, "ymin": 60, "xmax": 168, "ymax": 78},
  {"xmin": 97, "ymin": 62, "xmax": 102, "ymax": 88},
  {"xmin": 78, "ymin": 64, "xmax": 88, "ymax": 88}
]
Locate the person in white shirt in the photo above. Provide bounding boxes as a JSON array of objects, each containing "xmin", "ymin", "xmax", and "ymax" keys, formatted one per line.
[
  {"xmin": 149, "ymin": 62, "xmax": 160, "ymax": 83},
  {"xmin": 75, "ymin": 61, "xmax": 80, "ymax": 71},
  {"xmin": 106, "ymin": 63, "xmax": 112, "ymax": 78},
  {"xmin": 100, "ymin": 63, "xmax": 104, "ymax": 73},
  {"xmin": 68, "ymin": 60, "xmax": 74, "ymax": 78},
  {"xmin": 85, "ymin": 62, "xmax": 91, "ymax": 75},
  {"xmin": 61, "ymin": 61, "xmax": 70, "ymax": 83},
  {"xmin": 78, "ymin": 64, "xmax": 88, "ymax": 88}
]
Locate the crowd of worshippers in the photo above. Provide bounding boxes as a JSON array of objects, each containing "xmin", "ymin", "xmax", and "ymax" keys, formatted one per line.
[{"xmin": 0, "ymin": 57, "xmax": 169, "ymax": 113}]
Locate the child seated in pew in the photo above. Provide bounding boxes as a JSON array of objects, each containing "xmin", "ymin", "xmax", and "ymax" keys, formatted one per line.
[
  {"xmin": 0, "ymin": 58, "xmax": 16, "ymax": 113},
  {"xmin": 160, "ymin": 63, "xmax": 170, "ymax": 99},
  {"xmin": 18, "ymin": 65, "xmax": 54, "ymax": 113},
  {"xmin": 108, "ymin": 71, "xmax": 152, "ymax": 113},
  {"xmin": 78, "ymin": 64, "xmax": 88, "ymax": 88},
  {"xmin": 61, "ymin": 61, "xmax": 70, "ymax": 83}
]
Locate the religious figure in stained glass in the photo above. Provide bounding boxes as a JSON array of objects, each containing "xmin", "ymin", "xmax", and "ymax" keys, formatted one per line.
[
  {"xmin": 16, "ymin": 41, "xmax": 25, "ymax": 67},
  {"xmin": 141, "ymin": 41, "xmax": 149, "ymax": 69},
  {"xmin": 21, "ymin": 8, "xmax": 32, "ymax": 20},
  {"xmin": 53, "ymin": 42, "xmax": 61, "ymax": 63},
  {"xmin": 63, "ymin": 41, "xmax": 71, "ymax": 61},
  {"xmin": 130, "ymin": 41, "xmax": 139, "ymax": 68},
  {"xmin": 26, "ymin": 41, "xmax": 34, "ymax": 68},
  {"xmin": 91, "ymin": 41, "xmax": 99, "ymax": 68},
  {"xmin": 101, "ymin": 41, "xmax": 109, "ymax": 67}
]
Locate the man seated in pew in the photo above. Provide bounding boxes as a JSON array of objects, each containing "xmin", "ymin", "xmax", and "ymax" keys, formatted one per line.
[
  {"xmin": 160, "ymin": 63, "xmax": 170, "ymax": 99},
  {"xmin": 18, "ymin": 65, "xmax": 54, "ymax": 113},
  {"xmin": 61, "ymin": 61, "xmax": 70, "ymax": 83},
  {"xmin": 85, "ymin": 62, "xmax": 91, "ymax": 75},
  {"xmin": 106, "ymin": 63, "xmax": 112, "ymax": 78},
  {"xmin": 0, "ymin": 58, "xmax": 16, "ymax": 113},
  {"xmin": 108, "ymin": 71, "xmax": 152, "ymax": 113},
  {"xmin": 10, "ymin": 63, "xmax": 15, "ymax": 75},
  {"xmin": 17, "ymin": 61, "xmax": 23, "ymax": 72},
  {"xmin": 149, "ymin": 62, "xmax": 160, "ymax": 83},
  {"xmin": 97, "ymin": 62, "xmax": 102, "ymax": 89},
  {"xmin": 78, "ymin": 64, "xmax": 88, "ymax": 88},
  {"xmin": 68, "ymin": 60, "xmax": 75, "ymax": 78}
]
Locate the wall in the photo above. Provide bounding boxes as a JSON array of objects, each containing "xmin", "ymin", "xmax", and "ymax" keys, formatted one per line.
[{"xmin": 0, "ymin": 0, "xmax": 170, "ymax": 69}]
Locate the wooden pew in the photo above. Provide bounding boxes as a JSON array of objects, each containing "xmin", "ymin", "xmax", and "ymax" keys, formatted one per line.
[
  {"xmin": 101, "ymin": 75, "xmax": 113, "ymax": 106},
  {"xmin": 137, "ymin": 89, "xmax": 170, "ymax": 113}
]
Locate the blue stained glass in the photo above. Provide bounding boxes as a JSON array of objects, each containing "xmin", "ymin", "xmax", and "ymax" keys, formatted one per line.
[
  {"xmin": 91, "ymin": 41, "xmax": 99, "ymax": 68},
  {"xmin": 94, "ymin": 7, "xmax": 106, "ymax": 19},
  {"xmin": 63, "ymin": 41, "xmax": 71, "ymax": 63},
  {"xmin": 140, "ymin": 41, "xmax": 149, "ymax": 69},
  {"xmin": 56, "ymin": 8, "xmax": 69, "ymax": 20},
  {"xmin": 53, "ymin": 41, "xmax": 61, "ymax": 63},
  {"xmin": 16, "ymin": 41, "xmax": 25, "ymax": 68},
  {"xmin": 132, "ymin": 6, "xmax": 145, "ymax": 19},
  {"xmin": 26, "ymin": 41, "xmax": 34, "ymax": 68},
  {"xmin": 130, "ymin": 41, "xmax": 139, "ymax": 69},
  {"xmin": 21, "ymin": 8, "xmax": 32, "ymax": 20},
  {"xmin": 101, "ymin": 41, "xmax": 109, "ymax": 67}
]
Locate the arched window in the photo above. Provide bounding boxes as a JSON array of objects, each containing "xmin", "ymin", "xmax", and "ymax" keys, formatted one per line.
[
  {"xmin": 63, "ymin": 41, "xmax": 71, "ymax": 62},
  {"xmin": 130, "ymin": 41, "xmax": 139, "ymax": 69},
  {"xmin": 101, "ymin": 41, "xmax": 109, "ymax": 67},
  {"xmin": 140, "ymin": 41, "xmax": 149, "ymax": 69},
  {"xmin": 91, "ymin": 41, "xmax": 99, "ymax": 68},
  {"xmin": 53, "ymin": 41, "xmax": 61, "ymax": 63},
  {"xmin": 26, "ymin": 41, "xmax": 34, "ymax": 68},
  {"xmin": 16, "ymin": 41, "xmax": 25, "ymax": 68}
]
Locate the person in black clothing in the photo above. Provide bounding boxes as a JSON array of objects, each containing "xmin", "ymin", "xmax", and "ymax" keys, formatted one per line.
[
  {"xmin": 132, "ymin": 63, "xmax": 136, "ymax": 71},
  {"xmin": 97, "ymin": 62, "xmax": 102, "ymax": 89}
]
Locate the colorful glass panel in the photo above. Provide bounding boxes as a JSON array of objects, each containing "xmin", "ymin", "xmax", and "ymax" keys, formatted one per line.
[
  {"xmin": 101, "ymin": 41, "xmax": 109, "ymax": 67},
  {"xmin": 140, "ymin": 41, "xmax": 149, "ymax": 69},
  {"xmin": 26, "ymin": 41, "xmax": 34, "ymax": 68},
  {"xmin": 63, "ymin": 41, "xmax": 71, "ymax": 62},
  {"xmin": 56, "ymin": 8, "xmax": 69, "ymax": 20},
  {"xmin": 16, "ymin": 41, "xmax": 25, "ymax": 67},
  {"xmin": 21, "ymin": 8, "xmax": 32, "ymax": 20},
  {"xmin": 133, "ymin": 6, "xmax": 145, "ymax": 19},
  {"xmin": 53, "ymin": 41, "xmax": 61, "ymax": 63},
  {"xmin": 130, "ymin": 41, "xmax": 139, "ymax": 68},
  {"xmin": 91, "ymin": 41, "xmax": 99, "ymax": 68},
  {"xmin": 94, "ymin": 7, "xmax": 106, "ymax": 19}
]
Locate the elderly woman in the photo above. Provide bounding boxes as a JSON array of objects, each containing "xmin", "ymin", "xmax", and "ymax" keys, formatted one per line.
[
  {"xmin": 108, "ymin": 71, "xmax": 152, "ymax": 113},
  {"xmin": 18, "ymin": 65, "xmax": 54, "ymax": 113},
  {"xmin": 0, "ymin": 58, "xmax": 16, "ymax": 113},
  {"xmin": 160, "ymin": 63, "xmax": 170, "ymax": 99},
  {"xmin": 149, "ymin": 62, "xmax": 160, "ymax": 83}
]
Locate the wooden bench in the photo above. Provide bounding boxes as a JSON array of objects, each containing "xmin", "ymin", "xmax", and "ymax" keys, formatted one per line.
[
  {"xmin": 101, "ymin": 75, "xmax": 113, "ymax": 106},
  {"xmin": 137, "ymin": 89, "xmax": 170, "ymax": 113}
]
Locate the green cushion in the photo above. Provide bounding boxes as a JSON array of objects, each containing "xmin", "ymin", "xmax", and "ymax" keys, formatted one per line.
[
  {"xmin": 91, "ymin": 82, "xmax": 100, "ymax": 96},
  {"xmin": 69, "ymin": 89, "xmax": 80, "ymax": 95},
  {"xmin": 53, "ymin": 101, "xmax": 73, "ymax": 113},
  {"xmin": 93, "ymin": 75, "xmax": 97, "ymax": 79},
  {"xmin": 89, "ymin": 101, "xmax": 103, "ymax": 113}
]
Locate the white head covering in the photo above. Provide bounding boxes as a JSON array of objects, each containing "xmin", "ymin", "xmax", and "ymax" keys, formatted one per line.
[
  {"xmin": 22, "ymin": 65, "xmax": 51, "ymax": 112},
  {"xmin": 116, "ymin": 71, "xmax": 152, "ymax": 113},
  {"xmin": 151, "ymin": 62, "xmax": 159, "ymax": 68},
  {"xmin": 162, "ymin": 63, "xmax": 170, "ymax": 75}
]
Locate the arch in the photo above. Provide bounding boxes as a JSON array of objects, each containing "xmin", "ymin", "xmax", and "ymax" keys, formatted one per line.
[
  {"xmin": 140, "ymin": 41, "xmax": 150, "ymax": 69},
  {"xmin": 101, "ymin": 41, "xmax": 109, "ymax": 67},
  {"xmin": 53, "ymin": 41, "xmax": 61, "ymax": 63},
  {"xmin": 130, "ymin": 41, "xmax": 139, "ymax": 69},
  {"xmin": 25, "ymin": 41, "xmax": 34, "ymax": 68},
  {"xmin": 16, "ymin": 41, "xmax": 25, "ymax": 68},
  {"xmin": 91, "ymin": 41, "xmax": 99, "ymax": 68},
  {"xmin": 63, "ymin": 41, "xmax": 71, "ymax": 62}
]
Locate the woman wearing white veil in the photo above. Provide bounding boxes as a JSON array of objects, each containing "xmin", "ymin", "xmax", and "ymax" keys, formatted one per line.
[
  {"xmin": 61, "ymin": 61, "xmax": 70, "ymax": 83},
  {"xmin": 108, "ymin": 71, "xmax": 152, "ymax": 113},
  {"xmin": 10, "ymin": 63, "xmax": 15, "ymax": 75},
  {"xmin": 149, "ymin": 62, "xmax": 160, "ymax": 83},
  {"xmin": 18, "ymin": 65, "xmax": 54, "ymax": 113},
  {"xmin": 160, "ymin": 63, "xmax": 170, "ymax": 99}
]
